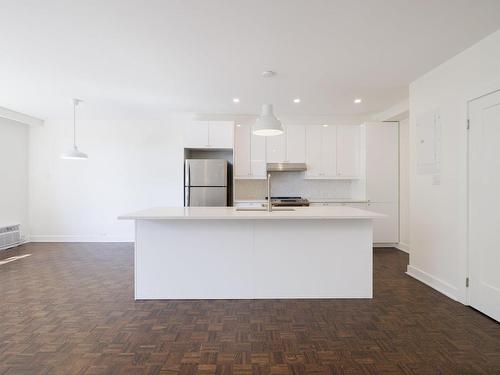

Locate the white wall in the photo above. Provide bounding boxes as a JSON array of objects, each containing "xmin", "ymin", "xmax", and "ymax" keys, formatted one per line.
[
  {"xmin": 399, "ymin": 118, "xmax": 410, "ymax": 251},
  {"xmin": 0, "ymin": 118, "xmax": 29, "ymax": 241},
  {"xmin": 408, "ymin": 28, "xmax": 500, "ymax": 303},
  {"xmin": 28, "ymin": 112, "xmax": 186, "ymax": 242}
]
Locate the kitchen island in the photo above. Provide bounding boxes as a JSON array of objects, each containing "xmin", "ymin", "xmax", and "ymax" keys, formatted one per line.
[{"xmin": 119, "ymin": 206, "xmax": 382, "ymax": 299}]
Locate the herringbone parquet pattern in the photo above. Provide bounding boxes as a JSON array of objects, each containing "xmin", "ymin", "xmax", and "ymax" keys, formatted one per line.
[{"xmin": 0, "ymin": 243, "xmax": 499, "ymax": 374}]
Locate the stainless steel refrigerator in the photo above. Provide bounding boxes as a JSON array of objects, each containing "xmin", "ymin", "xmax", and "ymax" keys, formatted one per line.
[{"xmin": 184, "ymin": 159, "xmax": 228, "ymax": 206}]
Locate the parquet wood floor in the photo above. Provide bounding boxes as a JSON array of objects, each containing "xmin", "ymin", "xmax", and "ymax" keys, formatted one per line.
[{"xmin": 0, "ymin": 243, "xmax": 499, "ymax": 374}]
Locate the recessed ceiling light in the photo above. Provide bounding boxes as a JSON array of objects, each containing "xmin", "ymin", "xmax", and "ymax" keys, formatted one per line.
[
  {"xmin": 233, "ymin": 98, "xmax": 240, "ymax": 103},
  {"xmin": 261, "ymin": 70, "xmax": 276, "ymax": 77},
  {"xmin": 293, "ymin": 98, "xmax": 301, "ymax": 103},
  {"xmin": 322, "ymin": 124, "xmax": 329, "ymax": 127},
  {"xmin": 354, "ymin": 98, "xmax": 362, "ymax": 104},
  {"xmin": 236, "ymin": 124, "xmax": 241, "ymax": 127}
]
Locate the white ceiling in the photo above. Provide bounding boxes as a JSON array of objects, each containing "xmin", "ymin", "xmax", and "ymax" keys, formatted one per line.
[{"xmin": 1, "ymin": 0, "xmax": 500, "ymax": 119}]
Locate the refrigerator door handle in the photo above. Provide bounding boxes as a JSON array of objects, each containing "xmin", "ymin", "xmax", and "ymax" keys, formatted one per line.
[
  {"xmin": 186, "ymin": 161, "xmax": 191, "ymax": 187},
  {"xmin": 186, "ymin": 187, "xmax": 190, "ymax": 206}
]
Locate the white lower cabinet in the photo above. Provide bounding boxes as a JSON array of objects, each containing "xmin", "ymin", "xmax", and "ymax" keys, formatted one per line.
[{"xmin": 309, "ymin": 202, "xmax": 341, "ymax": 207}]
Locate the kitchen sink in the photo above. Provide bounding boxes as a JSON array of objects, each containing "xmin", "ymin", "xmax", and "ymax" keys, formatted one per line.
[{"xmin": 235, "ymin": 207, "xmax": 296, "ymax": 212}]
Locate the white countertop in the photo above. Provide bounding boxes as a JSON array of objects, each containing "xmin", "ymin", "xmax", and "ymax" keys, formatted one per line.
[
  {"xmin": 234, "ymin": 198, "xmax": 368, "ymax": 203},
  {"xmin": 119, "ymin": 206, "xmax": 383, "ymax": 220}
]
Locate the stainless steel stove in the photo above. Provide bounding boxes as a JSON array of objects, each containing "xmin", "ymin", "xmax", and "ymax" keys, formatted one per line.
[{"xmin": 266, "ymin": 196, "xmax": 310, "ymax": 207}]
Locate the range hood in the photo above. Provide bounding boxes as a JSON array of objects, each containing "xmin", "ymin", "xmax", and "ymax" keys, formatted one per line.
[{"xmin": 266, "ymin": 163, "xmax": 307, "ymax": 172}]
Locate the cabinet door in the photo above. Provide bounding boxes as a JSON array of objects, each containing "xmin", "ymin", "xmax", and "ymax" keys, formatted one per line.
[
  {"xmin": 234, "ymin": 124, "xmax": 251, "ymax": 177},
  {"xmin": 366, "ymin": 202, "xmax": 398, "ymax": 243},
  {"xmin": 337, "ymin": 125, "xmax": 360, "ymax": 177},
  {"xmin": 184, "ymin": 121, "xmax": 209, "ymax": 148},
  {"xmin": 266, "ymin": 131, "xmax": 286, "ymax": 163},
  {"xmin": 286, "ymin": 125, "xmax": 306, "ymax": 162},
  {"xmin": 305, "ymin": 126, "xmax": 322, "ymax": 177},
  {"xmin": 321, "ymin": 125, "xmax": 337, "ymax": 177},
  {"xmin": 251, "ymin": 132, "xmax": 267, "ymax": 178},
  {"xmin": 208, "ymin": 121, "xmax": 234, "ymax": 148},
  {"xmin": 366, "ymin": 123, "xmax": 398, "ymax": 202}
]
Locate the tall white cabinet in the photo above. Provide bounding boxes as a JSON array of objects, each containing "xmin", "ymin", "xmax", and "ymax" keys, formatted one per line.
[{"xmin": 364, "ymin": 122, "xmax": 399, "ymax": 243}]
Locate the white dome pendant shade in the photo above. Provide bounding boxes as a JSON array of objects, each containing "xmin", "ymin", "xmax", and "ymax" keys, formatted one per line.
[
  {"xmin": 253, "ymin": 104, "xmax": 284, "ymax": 136},
  {"xmin": 61, "ymin": 98, "xmax": 88, "ymax": 160}
]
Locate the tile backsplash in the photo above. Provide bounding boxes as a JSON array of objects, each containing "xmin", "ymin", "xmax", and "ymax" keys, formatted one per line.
[{"xmin": 235, "ymin": 172, "xmax": 353, "ymax": 200}]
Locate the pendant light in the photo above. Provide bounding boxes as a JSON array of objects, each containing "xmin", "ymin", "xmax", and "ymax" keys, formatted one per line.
[
  {"xmin": 61, "ymin": 98, "xmax": 88, "ymax": 160},
  {"xmin": 253, "ymin": 104, "xmax": 284, "ymax": 136}
]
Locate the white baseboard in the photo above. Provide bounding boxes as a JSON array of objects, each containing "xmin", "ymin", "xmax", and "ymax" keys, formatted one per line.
[
  {"xmin": 29, "ymin": 235, "xmax": 134, "ymax": 243},
  {"xmin": 396, "ymin": 242, "xmax": 410, "ymax": 253},
  {"xmin": 373, "ymin": 243, "xmax": 398, "ymax": 248},
  {"xmin": 406, "ymin": 265, "xmax": 459, "ymax": 301}
]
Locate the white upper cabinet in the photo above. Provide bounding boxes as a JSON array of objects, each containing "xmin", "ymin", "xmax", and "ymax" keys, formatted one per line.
[
  {"xmin": 250, "ymin": 131, "xmax": 267, "ymax": 178},
  {"xmin": 234, "ymin": 124, "xmax": 251, "ymax": 177},
  {"xmin": 286, "ymin": 125, "xmax": 306, "ymax": 163},
  {"xmin": 184, "ymin": 120, "xmax": 234, "ymax": 149},
  {"xmin": 234, "ymin": 124, "xmax": 266, "ymax": 179},
  {"xmin": 266, "ymin": 125, "xmax": 306, "ymax": 163},
  {"xmin": 266, "ymin": 131, "xmax": 286, "ymax": 163},
  {"xmin": 305, "ymin": 126, "xmax": 323, "ymax": 177},
  {"xmin": 337, "ymin": 125, "xmax": 360, "ymax": 177},
  {"xmin": 235, "ymin": 123, "xmax": 361, "ymax": 180},
  {"xmin": 365, "ymin": 122, "xmax": 398, "ymax": 202},
  {"xmin": 306, "ymin": 125, "xmax": 361, "ymax": 179},
  {"xmin": 208, "ymin": 121, "xmax": 234, "ymax": 148},
  {"xmin": 321, "ymin": 125, "xmax": 338, "ymax": 177},
  {"xmin": 184, "ymin": 121, "xmax": 209, "ymax": 148}
]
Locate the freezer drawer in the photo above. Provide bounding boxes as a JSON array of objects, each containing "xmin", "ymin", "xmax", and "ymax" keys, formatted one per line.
[
  {"xmin": 185, "ymin": 159, "xmax": 227, "ymax": 187},
  {"xmin": 185, "ymin": 187, "xmax": 227, "ymax": 207}
]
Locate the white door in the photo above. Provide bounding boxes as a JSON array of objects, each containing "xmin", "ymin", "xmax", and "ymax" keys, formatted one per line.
[
  {"xmin": 321, "ymin": 125, "xmax": 337, "ymax": 177},
  {"xmin": 337, "ymin": 125, "xmax": 360, "ymax": 177},
  {"xmin": 234, "ymin": 124, "xmax": 251, "ymax": 177},
  {"xmin": 468, "ymin": 90, "xmax": 500, "ymax": 322},
  {"xmin": 184, "ymin": 121, "xmax": 209, "ymax": 148},
  {"xmin": 208, "ymin": 121, "xmax": 234, "ymax": 148},
  {"xmin": 266, "ymin": 130, "xmax": 286, "ymax": 163},
  {"xmin": 251, "ymin": 131, "xmax": 267, "ymax": 178},
  {"xmin": 305, "ymin": 126, "xmax": 322, "ymax": 177},
  {"xmin": 286, "ymin": 125, "xmax": 306, "ymax": 162}
]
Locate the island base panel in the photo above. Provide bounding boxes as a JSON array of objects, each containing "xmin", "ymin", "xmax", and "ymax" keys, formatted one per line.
[{"xmin": 135, "ymin": 219, "xmax": 372, "ymax": 299}]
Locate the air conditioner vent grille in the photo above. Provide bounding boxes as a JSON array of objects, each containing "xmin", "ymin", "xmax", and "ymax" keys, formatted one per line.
[{"xmin": 0, "ymin": 224, "xmax": 21, "ymax": 251}]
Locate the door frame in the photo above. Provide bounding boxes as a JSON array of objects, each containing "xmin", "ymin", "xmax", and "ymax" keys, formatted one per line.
[{"xmin": 466, "ymin": 88, "xmax": 500, "ymax": 305}]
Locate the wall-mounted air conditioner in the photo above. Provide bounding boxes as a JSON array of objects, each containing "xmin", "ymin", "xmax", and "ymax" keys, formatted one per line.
[{"xmin": 0, "ymin": 224, "xmax": 21, "ymax": 251}]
